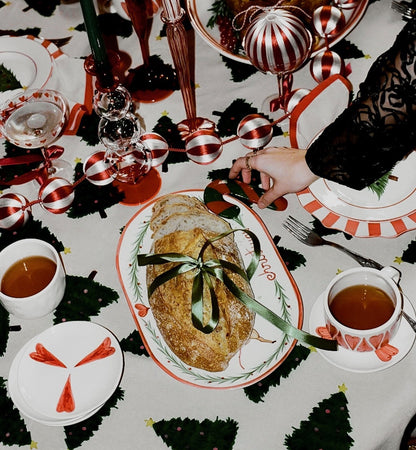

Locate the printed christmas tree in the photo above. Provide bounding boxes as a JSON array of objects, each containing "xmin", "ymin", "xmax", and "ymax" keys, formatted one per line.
[
  {"xmin": 285, "ymin": 387, "xmax": 354, "ymax": 450},
  {"xmin": 120, "ymin": 329, "xmax": 150, "ymax": 357},
  {"xmin": 0, "ymin": 377, "xmax": 32, "ymax": 447},
  {"xmin": 152, "ymin": 417, "xmax": 238, "ymax": 450},
  {"xmin": 53, "ymin": 275, "xmax": 119, "ymax": 324},
  {"xmin": 64, "ymin": 387, "xmax": 124, "ymax": 450},
  {"xmin": 0, "ymin": 64, "xmax": 21, "ymax": 92}
]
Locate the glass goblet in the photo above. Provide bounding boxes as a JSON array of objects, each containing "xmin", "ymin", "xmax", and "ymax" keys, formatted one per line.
[
  {"xmin": 98, "ymin": 112, "xmax": 141, "ymax": 150},
  {"xmin": 93, "ymin": 85, "xmax": 132, "ymax": 120},
  {"xmin": 106, "ymin": 140, "xmax": 152, "ymax": 184},
  {"xmin": 106, "ymin": 140, "xmax": 162, "ymax": 206}
]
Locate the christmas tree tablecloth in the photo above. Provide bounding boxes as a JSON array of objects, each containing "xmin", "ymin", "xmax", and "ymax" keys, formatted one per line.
[{"xmin": 1, "ymin": 1, "xmax": 416, "ymax": 449}]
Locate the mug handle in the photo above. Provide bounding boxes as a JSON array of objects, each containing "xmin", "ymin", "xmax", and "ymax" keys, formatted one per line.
[{"xmin": 381, "ymin": 266, "xmax": 401, "ymax": 284}]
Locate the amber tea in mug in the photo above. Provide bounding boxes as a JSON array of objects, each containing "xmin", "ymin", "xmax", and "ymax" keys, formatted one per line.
[
  {"xmin": 323, "ymin": 267, "xmax": 403, "ymax": 353},
  {"xmin": 0, "ymin": 239, "xmax": 66, "ymax": 319},
  {"xmin": 329, "ymin": 284, "xmax": 395, "ymax": 330},
  {"xmin": 1, "ymin": 256, "xmax": 57, "ymax": 298}
]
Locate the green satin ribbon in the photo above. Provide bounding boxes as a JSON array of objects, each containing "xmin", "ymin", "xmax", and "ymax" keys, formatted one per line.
[{"xmin": 137, "ymin": 229, "xmax": 337, "ymax": 351}]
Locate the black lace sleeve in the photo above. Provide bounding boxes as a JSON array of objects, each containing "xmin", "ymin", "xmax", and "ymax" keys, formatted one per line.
[{"xmin": 305, "ymin": 18, "xmax": 416, "ymax": 190}]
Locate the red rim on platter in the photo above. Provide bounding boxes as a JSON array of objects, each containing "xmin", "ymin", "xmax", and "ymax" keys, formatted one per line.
[
  {"xmin": 116, "ymin": 189, "xmax": 303, "ymax": 389},
  {"xmin": 185, "ymin": 0, "xmax": 369, "ymax": 64}
]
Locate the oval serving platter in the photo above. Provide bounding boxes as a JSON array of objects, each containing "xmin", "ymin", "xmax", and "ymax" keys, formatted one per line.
[
  {"xmin": 186, "ymin": 0, "xmax": 369, "ymax": 64},
  {"xmin": 116, "ymin": 189, "xmax": 303, "ymax": 389}
]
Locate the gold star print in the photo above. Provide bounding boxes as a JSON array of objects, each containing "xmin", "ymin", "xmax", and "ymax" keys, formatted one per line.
[
  {"xmin": 68, "ymin": 27, "xmax": 75, "ymax": 32},
  {"xmin": 145, "ymin": 418, "xmax": 155, "ymax": 427},
  {"xmin": 338, "ymin": 383, "xmax": 348, "ymax": 393},
  {"xmin": 30, "ymin": 441, "xmax": 38, "ymax": 449},
  {"xmin": 156, "ymin": 35, "xmax": 162, "ymax": 41},
  {"xmin": 161, "ymin": 110, "xmax": 169, "ymax": 117},
  {"xmin": 364, "ymin": 54, "xmax": 371, "ymax": 60},
  {"xmin": 309, "ymin": 346, "xmax": 317, "ymax": 353},
  {"xmin": 195, "ymin": 83, "xmax": 200, "ymax": 89},
  {"xmin": 74, "ymin": 157, "xmax": 82, "ymax": 164},
  {"xmin": 336, "ymin": 268, "xmax": 343, "ymax": 275},
  {"xmin": 394, "ymin": 256, "xmax": 403, "ymax": 264},
  {"xmin": 282, "ymin": 130, "xmax": 289, "ymax": 138},
  {"xmin": 63, "ymin": 247, "xmax": 71, "ymax": 255}
]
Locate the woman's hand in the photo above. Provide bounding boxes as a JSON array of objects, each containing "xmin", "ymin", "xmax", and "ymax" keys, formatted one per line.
[{"xmin": 229, "ymin": 147, "xmax": 319, "ymax": 208}]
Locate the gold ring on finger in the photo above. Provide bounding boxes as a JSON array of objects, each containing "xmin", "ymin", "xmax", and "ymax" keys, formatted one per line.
[{"xmin": 245, "ymin": 155, "xmax": 252, "ymax": 171}]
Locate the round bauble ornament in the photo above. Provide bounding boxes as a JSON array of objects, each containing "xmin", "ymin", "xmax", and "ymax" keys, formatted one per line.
[
  {"xmin": 313, "ymin": 5, "xmax": 346, "ymax": 38},
  {"xmin": 0, "ymin": 193, "xmax": 31, "ymax": 230},
  {"xmin": 185, "ymin": 129, "xmax": 223, "ymax": 164},
  {"xmin": 244, "ymin": 9, "xmax": 312, "ymax": 75},
  {"xmin": 39, "ymin": 177, "xmax": 74, "ymax": 214},
  {"xmin": 84, "ymin": 151, "xmax": 114, "ymax": 186},
  {"xmin": 140, "ymin": 132, "xmax": 169, "ymax": 167},
  {"xmin": 237, "ymin": 114, "xmax": 273, "ymax": 150},
  {"xmin": 310, "ymin": 49, "xmax": 344, "ymax": 83},
  {"xmin": 334, "ymin": 0, "xmax": 359, "ymax": 10},
  {"xmin": 285, "ymin": 88, "xmax": 310, "ymax": 113}
]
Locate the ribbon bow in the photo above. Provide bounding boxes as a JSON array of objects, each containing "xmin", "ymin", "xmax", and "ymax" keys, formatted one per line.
[
  {"xmin": 0, "ymin": 145, "xmax": 65, "ymax": 185},
  {"xmin": 137, "ymin": 228, "xmax": 337, "ymax": 351}
]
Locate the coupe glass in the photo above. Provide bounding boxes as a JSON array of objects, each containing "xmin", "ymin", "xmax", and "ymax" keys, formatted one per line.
[{"xmin": 0, "ymin": 89, "xmax": 72, "ymax": 180}]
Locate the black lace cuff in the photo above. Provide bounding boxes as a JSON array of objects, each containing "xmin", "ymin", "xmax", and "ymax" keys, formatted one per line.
[{"xmin": 305, "ymin": 18, "xmax": 416, "ymax": 190}]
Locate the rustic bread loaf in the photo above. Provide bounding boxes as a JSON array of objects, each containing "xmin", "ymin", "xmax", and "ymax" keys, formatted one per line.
[{"xmin": 146, "ymin": 194, "xmax": 255, "ymax": 372}]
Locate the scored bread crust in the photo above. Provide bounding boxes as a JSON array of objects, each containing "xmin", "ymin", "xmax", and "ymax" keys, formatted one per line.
[{"xmin": 146, "ymin": 194, "xmax": 256, "ymax": 372}]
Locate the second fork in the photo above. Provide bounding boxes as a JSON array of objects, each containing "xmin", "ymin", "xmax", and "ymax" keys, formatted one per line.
[{"xmin": 283, "ymin": 215, "xmax": 384, "ymax": 270}]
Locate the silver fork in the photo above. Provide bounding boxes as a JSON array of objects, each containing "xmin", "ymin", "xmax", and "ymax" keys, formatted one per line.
[
  {"xmin": 391, "ymin": 0, "xmax": 416, "ymax": 19},
  {"xmin": 282, "ymin": 215, "xmax": 383, "ymax": 270}
]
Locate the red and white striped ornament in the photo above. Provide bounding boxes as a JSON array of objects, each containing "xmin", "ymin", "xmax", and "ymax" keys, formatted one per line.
[
  {"xmin": 39, "ymin": 177, "xmax": 74, "ymax": 214},
  {"xmin": 84, "ymin": 151, "xmax": 114, "ymax": 186},
  {"xmin": 0, "ymin": 193, "xmax": 31, "ymax": 230},
  {"xmin": 244, "ymin": 9, "xmax": 312, "ymax": 75},
  {"xmin": 310, "ymin": 49, "xmax": 345, "ymax": 83},
  {"xmin": 237, "ymin": 114, "xmax": 273, "ymax": 150},
  {"xmin": 185, "ymin": 129, "xmax": 223, "ymax": 164},
  {"xmin": 285, "ymin": 88, "xmax": 310, "ymax": 113},
  {"xmin": 334, "ymin": 0, "xmax": 359, "ymax": 10},
  {"xmin": 312, "ymin": 6, "xmax": 346, "ymax": 39},
  {"xmin": 140, "ymin": 132, "xmax": 169, "ymax": 167}
]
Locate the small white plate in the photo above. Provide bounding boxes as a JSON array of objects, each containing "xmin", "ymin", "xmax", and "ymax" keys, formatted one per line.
[
  {"xmin": 186, "ymin": 0, "xmax": 369, "ymax": 64},
  {"xmin": 0, "ymin": 36, "xmax": 55, "ymax": 104},
  {"xmin": 8, "ymin": 339, "xmax": 106, "ymax": 426},
  {"xmin": 117, "ymin": 189, "xmax": 304, "ymax": 389},
  {"xmin": 309, "ymin": 293, "xmax": 416, "ymax": 373},
  {"xmin": 8, "ymin": 349, "xmax": 104, "ymax": 426},
  {"xmin": 8, "ymin": 321, "xmax": 123, "ymax": 424},
  {"xmin": 297, "ymin": 152, "xmax": 416, "ymax": 238}
]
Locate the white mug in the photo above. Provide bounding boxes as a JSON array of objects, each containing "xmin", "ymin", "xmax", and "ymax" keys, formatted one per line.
[
  {"xmin": 0, "ymin": 239, "xmax": 66, "ymax": 319},
  {"xmin": 321, "ymin": 266, "xmax": 403, "ymax": 355}
]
